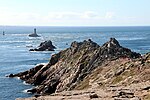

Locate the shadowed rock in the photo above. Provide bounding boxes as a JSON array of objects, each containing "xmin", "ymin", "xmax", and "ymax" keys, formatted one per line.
[{"xmin": 89, "ymin": 93, "xmax": 99, "ymax": 99}]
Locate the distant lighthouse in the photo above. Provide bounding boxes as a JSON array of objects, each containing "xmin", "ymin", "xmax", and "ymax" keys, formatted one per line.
[
  {"xmin": 3, "ymin": 31, "xmax": 5, "ymax": 35},
  {"xmin": 34, "ymin": 28, "xmax": 36, "ymax": 34},
  {"xmin": 28, "ymin": 28, "xmax": 40, "ymax": 37}
]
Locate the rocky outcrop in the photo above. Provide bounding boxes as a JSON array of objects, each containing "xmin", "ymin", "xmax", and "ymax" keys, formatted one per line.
[
  {"xmin": 7, "ymin": 64, "xmax": 44, "ymax": 78},
  {"xmin": 29, "ymin": 33, "xmax": 40, "ymax": 37},
  {"xmin": 29, "ymin": 40, "xmax": 56, "ymax": 51},
  {"xmin": 9, "ymin": 38, "xmax": 142, "ymax": 96}
]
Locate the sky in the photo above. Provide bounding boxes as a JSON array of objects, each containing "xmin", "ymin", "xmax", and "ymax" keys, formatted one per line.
[{"xmin": 0, "ymin": 0, "xmax": 150, "ymax": 26}]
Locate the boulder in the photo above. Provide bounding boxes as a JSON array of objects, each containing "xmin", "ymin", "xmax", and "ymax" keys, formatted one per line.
[
  {"xmin": 30, "ymin": 40, "xmax": 56, "ymax": 51},
  {"xmin": 89, "ymin": 93, "xmax": 99, "ymax": 99},
  {"xmin": 7, "ymin": 73, "xmax": 15, "ymax": 77}
]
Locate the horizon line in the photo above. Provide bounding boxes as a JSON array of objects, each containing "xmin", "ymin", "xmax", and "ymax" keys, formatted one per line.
[{"xmin": 0, "ymin": 25, "xmax": 150, "ymax": 27}]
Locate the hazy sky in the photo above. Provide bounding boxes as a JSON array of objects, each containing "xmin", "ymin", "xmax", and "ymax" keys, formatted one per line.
[{"xmin": 0, "ymin": 0, "xmax": 150, "ymax": 26}]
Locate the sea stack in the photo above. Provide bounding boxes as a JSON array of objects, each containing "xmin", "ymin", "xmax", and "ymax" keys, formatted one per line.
[
  {"xmin": 29, "ymin": 28, "xmax": 40, "ymax": 37},
  {"xmin": 29, "ymin": 40, "xmax": 56, "ymax": 51}
]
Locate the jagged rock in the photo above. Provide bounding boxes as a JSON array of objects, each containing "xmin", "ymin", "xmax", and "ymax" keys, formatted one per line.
[
  {"xmin": 101, "ymin": 38, "xmax": 141, "ymax": 59},
  {"xmin": 89, "ymin": 93, "xmax": 99, "ymax": 99},
  {"xmin": 115, "ymin": 91, "xmax": 134, "ymax": 98},
  {"xmin": 11, "ymin": 38, "xmax": 142, "ymax": 95},
  {"xmin": 8, "ymin": 64, "xmax": 44, "ymax": 80},
  {"xmin": 7, "ymin": 73, "xmax": 15, "ymax": 77},
  {"xmin": 29, "ymin": 40, "xmax": 56, "ymax": 51}
]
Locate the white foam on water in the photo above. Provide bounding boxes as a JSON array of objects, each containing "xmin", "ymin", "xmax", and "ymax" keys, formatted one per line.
[
  {"xmin": 36, "ymin": 63, "xmax": 47, "ymax": 66},
  {"xmin": 23, "ymin": 81, "xmax": 30, "ymax": 85},
  {"xmin": 0, "ymin": 40, "xmax": 32, "ymax": 43},
  {"xmin": 16, "ymin": 77, "xmax": 20, "ymax": 80},
  {"xmin": 22, "ymin": 88, "xmax": 33, "ymax": 93},
  {"xmin": 117, "ymin": 37, "xmax": 145, "ymax": 41},
  {"xmin": 10, "ymin": 34, "xmax": 28, "ymax": 36}
]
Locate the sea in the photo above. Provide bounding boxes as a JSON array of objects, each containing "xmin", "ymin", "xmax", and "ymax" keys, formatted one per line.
[{"xmin": 0, "ymin": 26, "xmax": 150, "ymax": 100}]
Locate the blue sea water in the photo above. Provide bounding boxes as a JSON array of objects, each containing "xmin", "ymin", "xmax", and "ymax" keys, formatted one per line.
[{"xmin": 0, "ymin": 26, "xmax": 150, "ymax": 100}]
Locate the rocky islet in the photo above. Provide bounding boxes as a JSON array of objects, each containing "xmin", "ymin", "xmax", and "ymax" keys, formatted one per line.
[{"xmin": 29, "ymin": 40, "xmax": 56, "ymax": 51}]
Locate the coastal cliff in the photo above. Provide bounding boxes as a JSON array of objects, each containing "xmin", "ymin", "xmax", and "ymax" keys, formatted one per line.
[{"xmin": 10, "ymin": 38, "xmax": 150, "ymax": 100}]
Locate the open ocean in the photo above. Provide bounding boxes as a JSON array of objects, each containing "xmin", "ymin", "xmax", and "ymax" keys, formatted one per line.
[{"xmin": 0, "ymin": 26, "xmax": 150, "ymax": 100}]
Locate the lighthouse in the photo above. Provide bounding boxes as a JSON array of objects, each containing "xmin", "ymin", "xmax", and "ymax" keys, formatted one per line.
[
  {"xmin": 29, "ymin": 28, "xmax": 40, "ymax": 37},
  {"xmin": 34, "ymin": 28, "xmax": 36, "ymax": 34}
]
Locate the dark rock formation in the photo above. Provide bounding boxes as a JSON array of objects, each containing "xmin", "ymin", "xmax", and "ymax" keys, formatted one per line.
[
  {"xmin": 27, "ymin": 88, "xmax": 37, "ymax": 94},
  {"xmin": 7, "ymin": 64, "xmax": 44, "ymax": 79},
  {"xmin": 114, "ymin": 90, "xmax": 135, "ymax": 98},
  {"xmin": 29, "ymin": 33, "xmax": 40, "ymax": 37},
  {"xmin": 30, "ymin": 40, "xmax": 56, "ymax": 51},
  {"xmin": 10, "ymin": 38, "xmax": 141, "ymax": 95},
  {"xmin": 89, "ymin": 93, "xmax": 99, "ymax": 99},
  {"xmin": 7, "ymin": 73, "xmax": 15, "ymax": 77}
]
